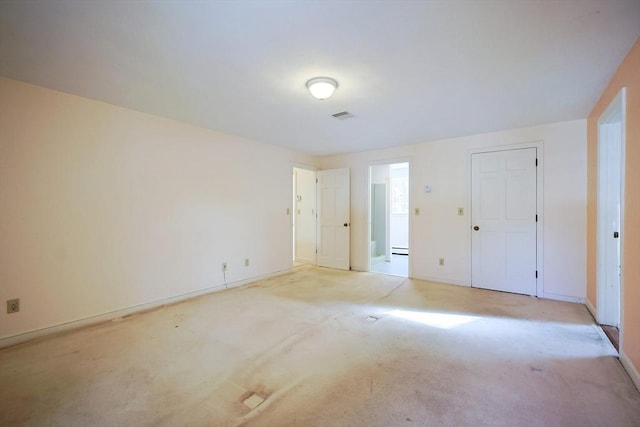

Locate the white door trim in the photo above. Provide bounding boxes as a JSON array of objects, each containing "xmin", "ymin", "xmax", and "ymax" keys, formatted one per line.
[
  {"xmin": 596, "ymin": 88, "xmax": 626, "ymax": 329},
  {"xmin": 367, "ymin": 157, "xmax": 412, "ymax": 276},
  {"xmin": 468, "ymin": 141, "xmax": 544, "ymax": 297}
]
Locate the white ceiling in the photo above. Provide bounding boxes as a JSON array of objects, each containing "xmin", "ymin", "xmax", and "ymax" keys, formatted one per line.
[{"xmin": 1, "ymin": 1, "xmax": 638, "ymax": 156}]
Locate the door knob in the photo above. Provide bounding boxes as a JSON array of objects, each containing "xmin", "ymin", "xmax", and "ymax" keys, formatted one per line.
[
  {"xmin": 473, "ymin": 226, "xmax": 480, "ymax": 231},
  {"xmin": 344, "ymin": 223, "xmax": 349, "ymax": 227},
  {"xmin": 613, "ymin": 231, "xmax": 619, "ymax": 238}
]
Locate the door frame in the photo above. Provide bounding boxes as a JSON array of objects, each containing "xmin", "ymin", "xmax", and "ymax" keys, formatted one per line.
[
  {"xmin": 367, "ymin": 157, "xmax": 412, "ymax": 276},
  {"xmin": 468, "ymin": 141, "xmax": 544, "ymax": 297},
  {"xmin": 596, "ymin": 88, "xmax": 626, "ymax": 328}
]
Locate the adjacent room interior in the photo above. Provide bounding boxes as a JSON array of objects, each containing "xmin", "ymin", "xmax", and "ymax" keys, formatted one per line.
[
  {"xmin": 369, "ymin": 162, "xmax": 410, "ymax": 277},
  {"xmin": 1, "ymin": 1, "xmax": 639, "ymax": 425}
]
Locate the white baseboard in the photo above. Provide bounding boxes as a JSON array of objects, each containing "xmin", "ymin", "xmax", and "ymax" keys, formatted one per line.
[
  {"xmin": 410, "ymin": 275, "xmax": 470, "ymax": 287},
  {"xmin": 540, "ymin": 292, "xmax": 584, "ymax": 304},
  {"xmin": 0, "ymin": 268, "xmax": 291, "ymax": 349},
  {"xmin": 585, "ymin": 298, "xmax": 597, "ymax": 321},
  {"xmin": 620, "ymin": 350, "xmax": 640, "ymax": 392}
]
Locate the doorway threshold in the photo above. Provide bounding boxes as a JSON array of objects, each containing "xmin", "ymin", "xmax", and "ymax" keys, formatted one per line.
[{"xmin": 370, "ymin": 254, "xmax": 408, "ymax": 277}]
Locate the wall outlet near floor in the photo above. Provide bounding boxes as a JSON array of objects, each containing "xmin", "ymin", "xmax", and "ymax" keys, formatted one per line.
[
  {"xmin": 222, "ymin": 262, "xmax": 228, "ymax": 272},
  {"xmin": 245, "ymin": 258, "xmax": 250, "ymax": 267},
  {"xmin": 7, "ymin": 298, "xmax": 20, "ymax": 314},
  {"xmin": 438, "ymin": 258, "xmax": 445, "ymax": 266}
]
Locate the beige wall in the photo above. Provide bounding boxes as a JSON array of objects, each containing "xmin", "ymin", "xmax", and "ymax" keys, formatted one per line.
[
  {"xmin": 0, "ymin": 77, "xmax": 314, "ymax": 340},
  {"xmin": 586, "ymin": 38, "xmax": 640, "ymax": 377},
  {"xmin": 320, "ymin": 120, "xmax": 587, "ymax": 302}
]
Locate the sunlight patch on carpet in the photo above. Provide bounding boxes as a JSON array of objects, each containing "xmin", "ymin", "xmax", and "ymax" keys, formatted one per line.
[{"xmin": 389, "ymin": 309, "xmax": 479, "ymax": 329}]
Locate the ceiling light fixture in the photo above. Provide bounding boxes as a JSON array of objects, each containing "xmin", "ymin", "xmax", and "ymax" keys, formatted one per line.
[{"xmin": 306, "ymin": 77, "xmax": 338, "ymax": 100}]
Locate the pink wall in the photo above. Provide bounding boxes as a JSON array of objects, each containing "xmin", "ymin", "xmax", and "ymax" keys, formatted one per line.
[{"xmin": 586, "ymin": 38, "xmax": 640, "ymax": 382}]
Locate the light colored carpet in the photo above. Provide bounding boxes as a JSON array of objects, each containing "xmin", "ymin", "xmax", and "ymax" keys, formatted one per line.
[{"xmin": 1, "ymin": 266, "xmax": 639, "ymax": 426}]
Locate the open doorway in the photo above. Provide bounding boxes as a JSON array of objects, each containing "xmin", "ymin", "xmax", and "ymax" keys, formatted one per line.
[
  {"xmin": 369, "ymin": 162, "xmax": 409, "ymax": 277},
  {"xmin": 596, "ymin": 88, "xmax": 625, "ymax": 350},
  {"xmin": 293, "ymin": 167, "xmax": 317, "ymax": 266}
]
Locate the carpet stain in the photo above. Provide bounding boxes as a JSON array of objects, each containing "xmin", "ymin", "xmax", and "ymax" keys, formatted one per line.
[{"xmin": 1, "ymin": 267, "xmax": 638, "ymax": 426}]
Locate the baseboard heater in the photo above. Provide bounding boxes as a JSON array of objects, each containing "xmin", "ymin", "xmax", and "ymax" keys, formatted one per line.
[{"xmin": 392, "ymin": 247, "xmax": 409, "ymax": 255}]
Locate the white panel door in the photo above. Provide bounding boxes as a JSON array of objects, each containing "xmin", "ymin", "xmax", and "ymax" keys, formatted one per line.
[
  {"xmin": 597, "ymin": 114, "xmax": 623, "ymax": 327},
  {"xmin": 318, "ymin": 168, "xmax": 350, "ymax": 270},
  {"xmin": 471, "ymin": 148, "xmax": 537, "ymax": 295}
]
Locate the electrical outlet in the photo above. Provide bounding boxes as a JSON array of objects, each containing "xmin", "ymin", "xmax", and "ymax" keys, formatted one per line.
[
  {"xmin": 245, "ymin": 258, "xmax": 250, "ymax": 267},
  {"xmin": 415, "ymin": 208, "xmax": 420, "ymax": 215},
  {"xmin": 7, "ymin": 298, "xmax": 20, "ymax": 314},
  {"xmin": 458, "ymin": 207, "xmax": 464, "ymax": 216},
  {"xmin": 222, "ymin": 262, "xmax": 228, "ymax": 272},
  {"xmin": 438, "ymin": 258, "xmax": 445, "ymax": 266}
]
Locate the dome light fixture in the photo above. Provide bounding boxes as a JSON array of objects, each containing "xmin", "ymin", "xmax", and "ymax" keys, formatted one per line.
[{"xmin": 306, "ymin": 77, "xmax": 338, "ymax": 100}]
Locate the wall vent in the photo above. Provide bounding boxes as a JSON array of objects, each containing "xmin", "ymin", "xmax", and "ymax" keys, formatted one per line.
[{"xmin": 332, "ymin": 111, "xmax": 354, "ymax": 119}]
